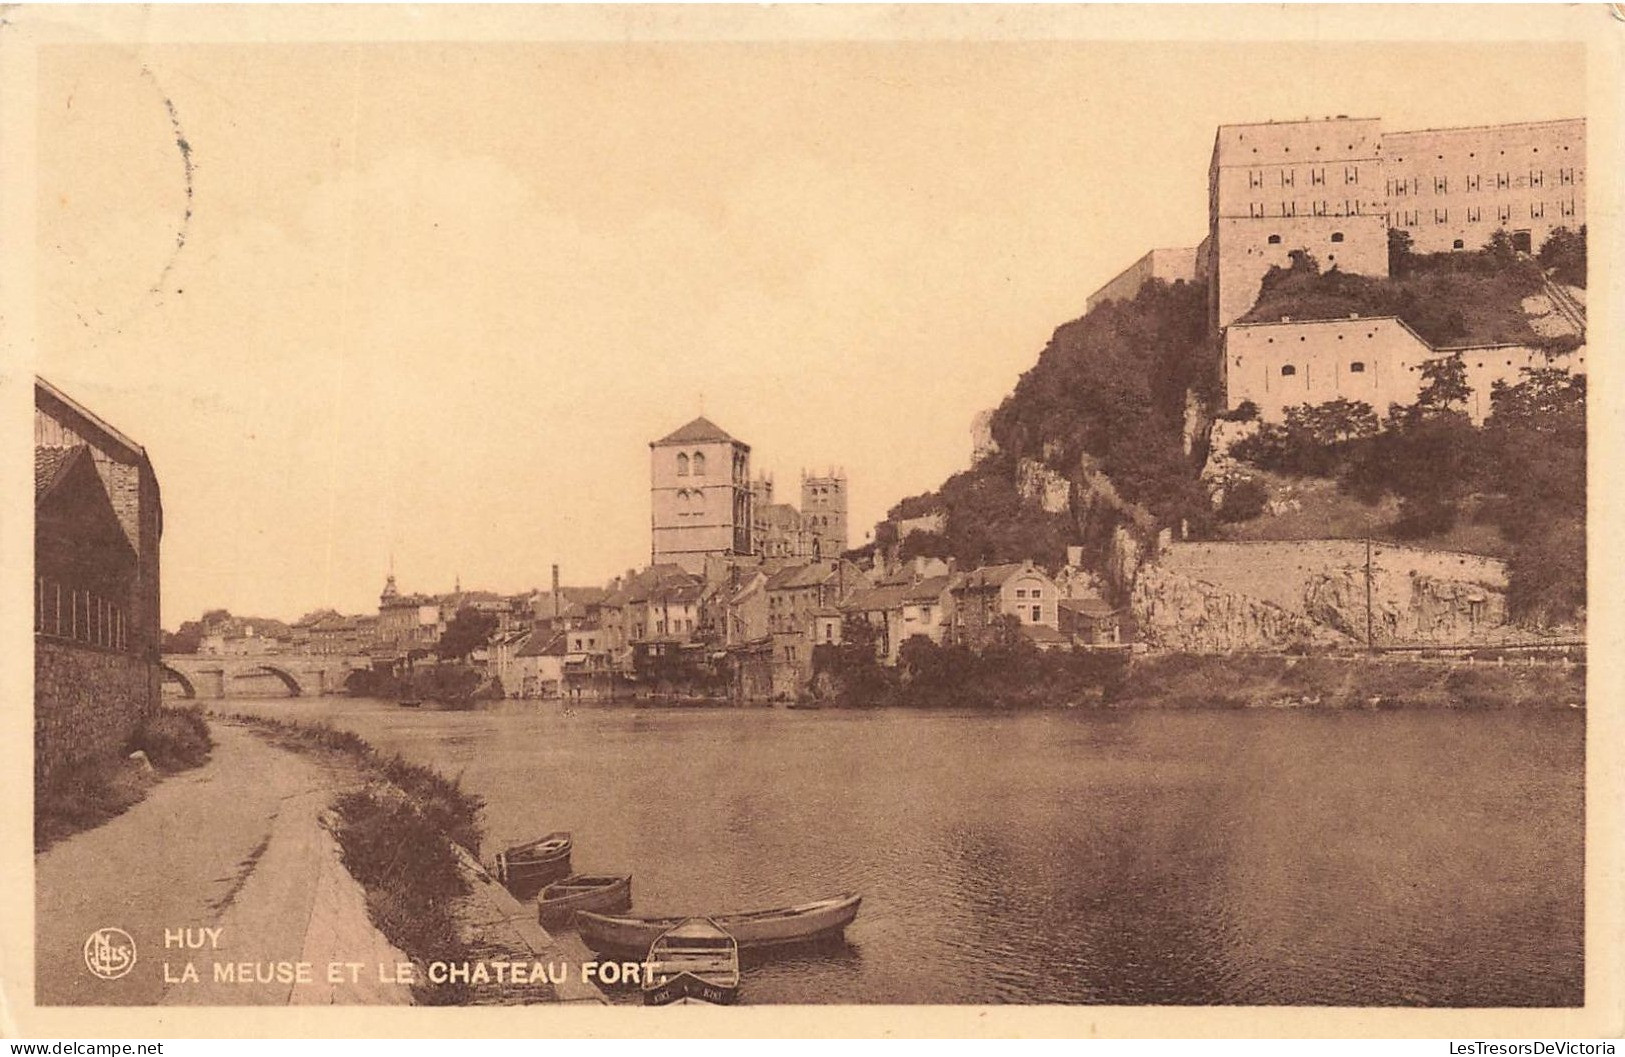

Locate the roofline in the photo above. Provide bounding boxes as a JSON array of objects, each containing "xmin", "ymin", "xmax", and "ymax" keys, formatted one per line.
[
  {"xmin": 1215, "ymin": 116, "xmax": 1380, "ymax": 131},
  {"xmin": 35, "ymin": 376, "xmax": 149, "ymax": 461},
  {"xmin": 1384, "ymin": 117, "xmax": 1584, "ymax": 138}
]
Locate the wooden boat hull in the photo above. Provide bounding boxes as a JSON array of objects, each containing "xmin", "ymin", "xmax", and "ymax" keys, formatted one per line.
[
  {"xmin": 537, "ymin": 875, "xmax": 632, "ymax": 928},
  {"xmin": 644, "ymin": 970, "xmax": 739, "ymax": 1006},
  {"xmin": 578, "ymin": 893, "xmax": 862, "ymax": 955},
  {"xmin": 494, "ymin": 832, "xmax": 573, "ymax": 893},
  {"xmin": 398, "ymin": 700, "xmax": 422, "ymax": 708}
]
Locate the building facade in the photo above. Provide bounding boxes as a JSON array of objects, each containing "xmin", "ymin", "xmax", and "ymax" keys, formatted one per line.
[
  {"xmin": 650, "ymin": 417, "xmax": 754, "ymax": 573},
  {"xmin": 800, "ymin": 470, "xmax": 849, "ymax": 557},
  {"xmin": 35, "ymin": 378, "xmax": 163, "ymax": 781}
]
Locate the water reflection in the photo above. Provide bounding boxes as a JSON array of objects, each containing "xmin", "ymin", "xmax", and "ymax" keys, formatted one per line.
[{"xmin": 219, "ymin": 698, "xmax": 1583, "ymax": 1006}]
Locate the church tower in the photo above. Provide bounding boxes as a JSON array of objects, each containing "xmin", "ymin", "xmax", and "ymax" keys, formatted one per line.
[
  {"xmin": 650, "ymin": 417, "xmax": 753, "ymax": 573},
  {"xmin": 801, "ymin": 469, "xmax": 848, "ymax": 558}
]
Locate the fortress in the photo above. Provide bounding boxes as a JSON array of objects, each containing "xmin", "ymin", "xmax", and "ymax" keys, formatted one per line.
[{"xmin": 1088, "ymin": 115, "xmax": 1586, "ymax": 420}]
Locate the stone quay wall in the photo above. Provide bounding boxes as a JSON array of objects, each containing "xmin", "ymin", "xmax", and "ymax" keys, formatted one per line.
[{"xmin": 36, "ymin": 638, "xmax": 158, "ymax": 782}]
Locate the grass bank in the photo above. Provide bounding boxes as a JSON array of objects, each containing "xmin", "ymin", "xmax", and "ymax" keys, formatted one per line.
[
  {"xmin": 1113, "ymin": 652, "xmax": 1585, "ymax": 710},
  {"xmin": 218, "ymin": 713, "xmax": 485, "ymax": 1005},
  {"xmin": 35, "ymin": 705, "xmax": 214, "ymax": 853}
]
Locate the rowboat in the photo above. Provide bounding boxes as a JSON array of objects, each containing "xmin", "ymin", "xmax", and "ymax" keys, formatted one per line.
[
  {"xmin": 642, "ymin": 918, "xmax": 740, "ymax": 1006},
  {"xmin": 578, "ymin": 892, "xmax": 861, "ymax": 955},
  {"xmin": 398, "ymin": 698, "xmax": 422, "ymax": 708},
  {"xmin": 493, "ymin": 831, "xmax": 572, "ymax": 893},
  {"xmin": 537, "ymin": 874, "xmax": 632, "ymax": 929}
]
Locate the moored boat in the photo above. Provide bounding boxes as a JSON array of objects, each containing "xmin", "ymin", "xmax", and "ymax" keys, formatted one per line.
[
  {"xmin": 578, "ymin": 892, "xmax": 861, "ymax": 955},
  {"xmin": 494, "ymin": 831, "xmax": 572, "ymax": 893},
  {"xmin": 537, "ymin": 874, "xmax": 632, "ymax": 929},
  {"xmin": 642, "ymin": 918, "xmax": 740, "ymax": 1006},
  {"xmin": 398, "ymin": 698, "xmax": 422, "ymax": 708}
]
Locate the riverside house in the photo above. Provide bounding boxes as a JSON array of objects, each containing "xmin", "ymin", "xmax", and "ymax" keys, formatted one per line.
[{"xmin": 949, "ymin": 560, "xmax": 1060, "ymax": 648}]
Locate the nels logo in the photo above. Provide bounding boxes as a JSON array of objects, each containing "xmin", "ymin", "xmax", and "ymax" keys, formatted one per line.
[{"xmin": 83, "ymin": 927, "xmax": 137, "ymax": 980}]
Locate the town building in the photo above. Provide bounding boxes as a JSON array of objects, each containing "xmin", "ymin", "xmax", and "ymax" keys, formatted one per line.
[
  {"xmin": 650, "ymin": 417, "xmax": 754, "ymax": 572},
  {"xmin": 948, "ymin": 560, "xmax": 1059, "ymax": 648},
  {"xmin": 35, "ymin": 378, "xmax": 163, "ymax": 781},
  {"xmin": 1058, "ymin": 597, "xmax": 1127, "ymax": 646}
]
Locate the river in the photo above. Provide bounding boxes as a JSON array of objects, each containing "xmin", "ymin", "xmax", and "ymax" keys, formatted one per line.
[{"xmin": 218, "ymin": 696, "xmax": 1583, "ymax": 1006}]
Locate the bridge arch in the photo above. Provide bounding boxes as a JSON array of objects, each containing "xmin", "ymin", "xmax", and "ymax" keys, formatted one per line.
[
  {"xmin": 238, "ymin": 665, "xmax": 303, "ymax": 697},
  {"xmin": 160, "ymin": 663, "xmax": 197, "ymax": 699}
]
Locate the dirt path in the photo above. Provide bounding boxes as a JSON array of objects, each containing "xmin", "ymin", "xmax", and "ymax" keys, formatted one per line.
[{"xmin": 34, "ymin": 721, "xmax": 411, "ymax": 1006}]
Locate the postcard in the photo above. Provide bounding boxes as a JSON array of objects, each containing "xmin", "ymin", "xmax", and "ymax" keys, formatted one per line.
[{"xmin": 2, "ymin": 3, "xmax": 1620, "ymax": 1040}]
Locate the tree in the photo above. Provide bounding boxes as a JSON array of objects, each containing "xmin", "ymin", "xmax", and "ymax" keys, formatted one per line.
[
  {"xmin": 1388, "ymin": 227, "xmax": 1416, "ymax": 278},
  {"xmin": 1415, "ymin": 352, "xmax": 1471, "ymax": 416},
  {"xmin": 1537, "ymin": 225, "xmax": 1586, "ymax": 288},
  {"xmin": 1485, "ymin": 228, "xmax": 1519, "ymax": 265},
  {"xmin": 437, "ymin": 606, "xmax": 498, "ymax": 662}
]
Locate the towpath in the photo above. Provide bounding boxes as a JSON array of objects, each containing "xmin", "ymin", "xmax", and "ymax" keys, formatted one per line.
[{"xmin": 34, "ymin": 720, "xmax": 411, "ymax": 1006}]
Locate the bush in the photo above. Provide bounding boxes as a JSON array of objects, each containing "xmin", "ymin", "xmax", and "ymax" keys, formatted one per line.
[
  {"xmin": 133, "ymin": 705, "xmax": 213, "ymax": 770},
  {"xmin": 1216, "ymin": 478, "xmax": 1269, "ymax": 523},
  {"xmin": 331, "ymin": 787, "xmax": 473, "ymax": 1004},
  {"xmin": 34, "ymin": 760, "xmax": 151, "ymax": 852}
]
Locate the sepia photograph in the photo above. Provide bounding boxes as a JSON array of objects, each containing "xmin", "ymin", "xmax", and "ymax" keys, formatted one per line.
[{"xmin": 2, "ymin": 2, "xmax": 1620, "ymax": 1039}]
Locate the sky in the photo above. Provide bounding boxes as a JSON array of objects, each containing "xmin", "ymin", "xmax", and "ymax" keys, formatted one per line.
[{"xmin": 25, "ymin": 24, "xmax": 1587, "ymax": 625}]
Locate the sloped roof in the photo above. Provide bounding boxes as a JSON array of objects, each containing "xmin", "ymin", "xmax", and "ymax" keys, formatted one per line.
[
  {"xmin": 653, "ymin": 416, "xmax": 739, "ymax": 446},
  {"xmin": 517, "ymin": 630, "xmax": 567, "ymax": 658},
  {"xmin": 954, "ymin": 562, "xmax": 1048, "ymax": 592},
  {"xmin": 905, "ymin": 575, "xmax": 953, "ymax": 602},
  {"xmin": 841, "ymin": 584, "xmax": 911, "ymax": 613},
  {"xmin": 1059, "ymin": 597, "xmax": 1118, "ymax": 618},
  {"xmin": 35, "ymin": 445, "xmax": 88, "ymax": 501}
]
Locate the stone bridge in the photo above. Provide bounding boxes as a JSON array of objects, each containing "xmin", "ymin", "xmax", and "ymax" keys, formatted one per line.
[{"xmin": 160, "ymin": 653, "xmax": 372, "ymax": 699}]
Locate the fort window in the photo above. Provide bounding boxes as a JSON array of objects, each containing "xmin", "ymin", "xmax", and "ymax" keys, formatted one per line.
[
  {"xmin": 1350, "ymin": 362, "xmax": 1366, "ymax": 373},
  {"xmin": 676, "ymin": 453, "xmax": 689, "ymax": 476},
  {"xmin": 1281, "ymin": 365, "xmax": 1297, "ymax": 377},
  {"xmin": 1330, "ymin": 232, "xmax": 1344, "ymax": 242},
  {"xmin": 692, "ymin": 452, "xmax": 706, "ymax": 475},
  {"xmin": 1453, "ymin": 239, "xmax": 1465, "ymax": 250},
  {"xmin": 1267, "ymin": 234, "xmax": 1282, "ymax": 244}
]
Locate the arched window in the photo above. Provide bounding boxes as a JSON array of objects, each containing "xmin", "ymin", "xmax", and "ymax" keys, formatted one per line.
[
  {"xmin": 1452, "ymin": 239, "xmax": 1465, "ymax": 250},
  {"xmin": 1267, "ymin": 234, "xmax": 1282, "ymax": 245},
  {"xmin": 692, "ymin": 451, "xmax": 706, "ymax": 476},
  {"xmin": 1281, "ymin": 364, "xmax": 1297, "ymax": 377},
  {"xmin": 1330, "ymin": 232, "xmax": 1345, "ymax": 243},
  {"xmin": 1349, "ymin": 361, "xmax": 1366, "ymax": 373},
  {"xmin": 676, "ymin": 453, "xmax": 689, "ymax": 476}
]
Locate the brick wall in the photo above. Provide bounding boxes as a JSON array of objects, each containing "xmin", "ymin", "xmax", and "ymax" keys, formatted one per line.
[{"xmin": 36, "ymin": 639, "xmax": 159, "ymax": 782}]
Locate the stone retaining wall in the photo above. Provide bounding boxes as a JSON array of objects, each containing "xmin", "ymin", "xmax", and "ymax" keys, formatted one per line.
[{"xmin": 36, "ymin": 638, "xmax": 158, "ymax": 781}]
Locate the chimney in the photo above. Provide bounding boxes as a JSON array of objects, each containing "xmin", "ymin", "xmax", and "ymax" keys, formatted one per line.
[{"xmin": 552, "ymin": 564, "xmax": 561, "ymax": 619}]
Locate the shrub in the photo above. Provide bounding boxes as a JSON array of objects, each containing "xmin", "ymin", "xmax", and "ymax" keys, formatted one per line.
[
  {"xmin": 1216, "ymin": 478, "xmax": 1269, "ymax": 523},
  {"xmin": 133, "ymin": 705, "xmax": 213, "ymax": 770},
  {"xmin": 34, "ymin": 760, "xmax": 151, "ymax": 852}
]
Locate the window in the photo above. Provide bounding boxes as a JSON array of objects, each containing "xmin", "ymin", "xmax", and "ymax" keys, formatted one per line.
[
  {"xmin": 676, "ymin": 453, "xmax": 689, "ymax": 476},
  {"xmin": 1311, "ymin": 167, "xmax": 1326, "ymax": 186},
  {"xmin": 1467, "ymin": 206, "xmax": 1481, "ymax": 223},
  {"xmin": 1345, "ymin": 165, "xmax": 1359, "ymax": 184},
  {"xmin": 1453, "ymin": 239, "xmax": 1465, "ymax": 250},
  {"xmin": 1466, "ymin": 174, "xmax": 1481, "ymax": 192},
  {"xmin": 1281, "ymin": 201, "xmax": 1297, "ymax": 218},
  {"xmin": 1349, "ymin": 361, "xmax": 1366, "ymax": 373},
  {"xmin": 1531, "ymin": 201, "xmax": 1545, "ymax": 219},
  {"xmin": 1281, "ymin": 364, "xmax": 1297, "ymax": 377},
  {"xmin": 1014, "ymin": 589, "xmax": 1026, "ymax": 599},
  {"xmin": 1280, "ymin": 170, "xmax": 1295, "ymax": 188},
  {"xmin": 1561, "ymin": 199, "xmax": 1576, "ymax": 218},
  {"xmin": 1267, "ymin": 234, "xmax": 1282, "ymax": 245},
  {"xmin": 1434, "ymin": 208, "xmax": 1448, "ymax": 224},
  {"xmin": 1330, "ymin": 231, "xmax": 1344, "ymax": 243},
  {"xmin": 1248, "ymin": 170, "xmax": 1264, "ymax": 189},
  {"xmin": 1031, "ymin": 606, "xmax": 1042, "ymax": 622},
  {"xmin": 1497, "ymin": 172, "xmax": 1511, "ymax": 189},
  {"xmin": 1559, "ymin": 167, "xmax": 1575, "ymax": 186},
  {"xmin": 1250, "ymin": 202, "xmax": 1266, "ymax": 218},
  {"xmin": 1530, "ymin": 169, "xmax": 1544, "ymax": 188},
  {"xmin": 1435, "ymin": 176, "xmax": 1448, "ymax": 194},
  {"xmin": 691, "ymin": 451, "xmax": 706, "ymax": 475}
]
